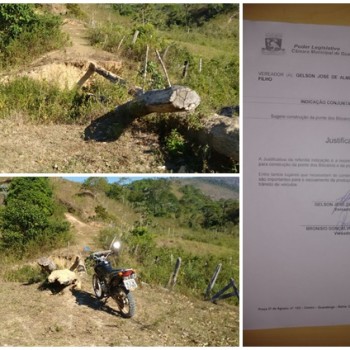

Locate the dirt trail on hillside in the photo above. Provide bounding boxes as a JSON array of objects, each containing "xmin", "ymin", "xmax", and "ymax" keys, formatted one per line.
[
  {"xmin": 0, "ymin": 213, "xmax": 239, "ymax": 346},
  {"xmin": 32, "ymin": 19, "xmax": 120, "ymax": 66},
  {"xmin": 64, "ymin": 212, "xmax": 100, "ymax": 248},
  {"xmin": 0, "ymin": 19, "xmax": 166, "ymax": 174}
]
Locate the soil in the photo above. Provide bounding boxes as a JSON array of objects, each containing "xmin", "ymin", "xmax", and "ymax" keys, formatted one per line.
[
  {"xmin": 0, "ymin": 19, "xmax": 173, "ymax": 173},
  {"xmin": 0, "ymin": 115, "xmax": 164, "ymax": 173},
  {"xmin": 0, "ymin": 281, "xmax": 238, "ymax": 346},
  {"xmin": 0, "ymin": 213, "xmax": 239, "ymax": 346}
]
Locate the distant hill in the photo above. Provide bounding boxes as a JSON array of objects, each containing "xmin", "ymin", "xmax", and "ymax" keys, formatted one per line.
[{"xmin": 171, "ymin": 177, "xmax": 239, "ymax": 201}]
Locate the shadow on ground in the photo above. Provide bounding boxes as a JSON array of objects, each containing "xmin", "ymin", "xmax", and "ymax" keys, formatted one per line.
[
  {"xmin": 72, "ymin": 289, "xmax": 122, "ymax": 318},
  {"xmin": 83, "ymin": 110, "xmax": 127, "ymax": 142}
]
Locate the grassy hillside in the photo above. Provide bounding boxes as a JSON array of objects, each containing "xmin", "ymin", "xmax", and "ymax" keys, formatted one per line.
[
  {"xmin": 0, "ymin": 4, "xmax": 238, "ymax": 113},
  {"xmin": 0, "ymin": 177, "xmax": 239, "ymax": 345},
  {"xmin": 0, "ymin": 177, "xmax": 239, "ymax": 305},
  {"xmin": 86, "ymin": 4, "xmax": 239, "ymax": 112},
  {"xmin": 171, "ymin": 177, "xmax": 239, "ymax": 201},
  {"xmin": 0, "ymin": 4, "xmax": 239, "ymax": 173}
]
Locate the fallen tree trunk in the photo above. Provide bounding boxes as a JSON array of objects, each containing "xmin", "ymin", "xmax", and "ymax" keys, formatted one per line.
[
  {"xmin": 166, "ymin": 114, "xmax": 239, "ymax": 161},
  {"xmin": 113, "ymin": 85, "xmax": 200, "ymax": 125},
  {"xmin": 92, "ymin": 62, "xmax": 126, "ymax": 85},
  {"xmin": 48, "ymin": 269, "xmax": 79, "ymax": 286},
  {"xmin": 84, "ymin": 85, "xmax": 201, "ymax": 141},
  {"xmin": 48, "ymin": 269, "xmax": 81, "ymax": 290},
  {"xmin": 76, "ymin": 61, "xmax": 126, "ymax": 88},
  {"xmin": 38, "ymin": 255, "xmax": 84, "ymax": 293},
  {"xmin": 195, "ymin": 114, "xmax": 239, "ymax": 161},
  {"xmin": 83, "ymin": 84, "xmax": 237, "ymax": 160}
]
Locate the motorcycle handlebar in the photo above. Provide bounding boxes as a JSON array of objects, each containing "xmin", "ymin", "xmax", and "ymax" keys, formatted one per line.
[
  {"xmin": 87, "ymin": 250, "xmax": 112, "ymax": 261},
  {"xmin": 93, "ymin": 250, "xmax": 112, "ymax": 256}
]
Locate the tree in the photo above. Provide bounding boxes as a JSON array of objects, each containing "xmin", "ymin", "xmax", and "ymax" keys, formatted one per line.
[
  {"xmin": 223, "ymin": 199, "xmax": 239, "ymax": 226},
  {"xmin": 0, "ymin": 178, "xmax": 69, "ymax": 255},
  {"xmin": 126, "ymin": 179, "xmax": 180, "ymax": 217},
  {"xmin": 0, "ymin": 4, "xmax": 65, "ymax": 68},
  {"xmin": 81, "ymin": 177, "xmax": 109, "ymax": 193},
  {"xmin": 107, "ymin": 183, "xmax": 124, "ymax": 200},
  {"xmin": 6, "ymin": 177, "xmax": 54, "ymax": 215},
  {"xmin": 0, "ymin": 4, "xmax": 36, "ymax": 45}
]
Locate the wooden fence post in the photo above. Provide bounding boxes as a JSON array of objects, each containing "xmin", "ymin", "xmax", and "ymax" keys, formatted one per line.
[
  {"xmin": 117, "ymin": 35, "xmax": 125, "ymax": 51},
  {"xmin": 182, "ymin": 60, "xmax": 189, "ymax": 78},
  {"xmin": 167, "ymin": 257, "xmax": 181, "ymax": 290},
  {"xmin": 205, "ymin": 263, "xmax": 222, "ymax": 299},
  {"xmin": 143, "ymin": 45, "xmax": 149, "ymax": 90},
  {"xmin": 132, "ymin": 30, "xmax": 140, "ymax": 45},
  {"xmin": 162, "ymin": 45, "xmax": 170, "ymax": 61},
  {"xmin": 155, "ymin": 49, "xmax": 172, "ymax": 88}
]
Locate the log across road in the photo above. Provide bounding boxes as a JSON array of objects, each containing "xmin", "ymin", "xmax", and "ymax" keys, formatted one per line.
[
  {"xmin": 84, "ymin": 85, "xmax": 239, "ymax": 161},
  {"xmin": 113, "ymin": 85, "xmax": 201, "ymax": 123}
]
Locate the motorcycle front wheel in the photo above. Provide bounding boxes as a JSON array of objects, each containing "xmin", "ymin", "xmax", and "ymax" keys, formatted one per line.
[
  {"xmin": 92, "ymin": 274, "xmax": 104, "ymax": 299},
  {"xmin": 112, "ymin": 287, "xmax": 136, "ymax": 318}
]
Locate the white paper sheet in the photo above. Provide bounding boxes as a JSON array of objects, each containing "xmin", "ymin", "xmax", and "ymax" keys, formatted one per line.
[{"xmin": 244, "ymin": 20, "xmax": 350, "ymax": 330}]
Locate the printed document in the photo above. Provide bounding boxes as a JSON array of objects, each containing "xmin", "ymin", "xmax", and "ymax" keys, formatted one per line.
[{"xmin": 244, "ymin": 20, "xmax": 350, "ymax": 329}]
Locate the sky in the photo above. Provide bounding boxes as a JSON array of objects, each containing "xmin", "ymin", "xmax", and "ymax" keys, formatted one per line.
[{"xmin": 63, "ymin": 176, "xmax": 146, "ymax": 184}]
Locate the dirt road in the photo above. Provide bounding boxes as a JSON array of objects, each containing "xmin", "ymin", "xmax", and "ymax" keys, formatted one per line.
[
  {"xmin": 0, "ymin": 211, "xmax": 239, "ymax": 346},
  {"xmin": 0, "ymin": 115, "xmax": 163, "ymax": 173},
  {"xmin": 0, "ymin": 279, "xmax": 238, "ymax": 346}
]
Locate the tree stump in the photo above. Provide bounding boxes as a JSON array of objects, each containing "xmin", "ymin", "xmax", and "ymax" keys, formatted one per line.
[
  {"xmin": 37, "ymin": 257, "xmax": 57, "ymax": 274},
  {"xmin": 196, "ymin": 114, "xmax": 239, "ymax": 161}
]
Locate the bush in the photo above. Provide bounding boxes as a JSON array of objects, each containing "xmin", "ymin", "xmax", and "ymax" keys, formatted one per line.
[
  {"xmin": 94, "ymin": 205, "xmax": 110, "ymax": 221},
  {"xmin": 0, "ymin": 5, "xmax": 67, "ymax": 69},
  {"xmin": 66, "ymin": 4, "xmax": 86, "ymax": 19},
  {"xmin": 126, "ymin": 225, "xmax": 156, "ymax": 264},
  {"xmin": 0, "ymin": 4, "xmax": 37, "ymax": 46},
  {"xmin": 96, "ymin": 227, "xmax": 120, "ymax": 250},
  {"xmin": 0, "ymin": 178, "xmax": 71, "ymax": 257},
  {"xmin": 138, "ymin": 60, "xmax": 166, "ymax": 90},
  {"xmin": 88, "ymin": 22, "xmax": 128, "ymax": 53},
  {"xmin": 165, "ymin": 129, "xmax": 186, "ymax": 156}
]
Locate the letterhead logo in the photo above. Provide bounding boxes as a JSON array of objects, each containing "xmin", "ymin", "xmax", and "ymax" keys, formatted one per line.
[{"xmin": 262, "ymin": 33, "xmax": 285, "ymax": 55}]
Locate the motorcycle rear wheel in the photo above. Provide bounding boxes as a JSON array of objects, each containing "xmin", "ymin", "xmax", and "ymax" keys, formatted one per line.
[
  {"xmin": 112, "ymin": 288, "xmax": 136, "ymax": 318},
  {"xmin": 92, "ymin": 274, "xmax": 104, "ymax": 299}
]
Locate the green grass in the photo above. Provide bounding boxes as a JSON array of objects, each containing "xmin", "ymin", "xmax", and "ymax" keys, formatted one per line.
[
  {"xmin": 161, "ymin": 13, "xmax": 238, "ymax": 61},
  {"xmin": 3, "ymin": 264, "xmax": 45, "ymax": 283},
  {"xmin": 84, "ymin": 5, "xmax": 239, "ymax": 111},
  {"xmin": 0, "ymin": 76, "xmax": 129, "ymax": 124},
  {"xmin": 97, "ymin": 212, "xmax": 239, "ymax": 304}
]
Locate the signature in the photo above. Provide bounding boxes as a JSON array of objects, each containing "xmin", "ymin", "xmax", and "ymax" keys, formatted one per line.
[{"xmin": 332, "ymin": 190, "xmax": 350, "ymax": 225}]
